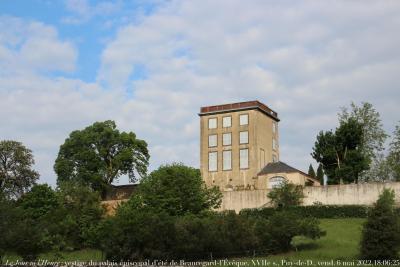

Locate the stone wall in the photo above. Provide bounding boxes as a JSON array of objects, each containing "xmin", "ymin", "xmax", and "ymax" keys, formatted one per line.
[{"xmin": 219, "ymin": 182, "xmax": 400, "ymax": 213}]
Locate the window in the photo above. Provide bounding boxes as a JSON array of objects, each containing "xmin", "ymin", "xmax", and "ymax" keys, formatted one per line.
[
  {"xmin": 239, "ymin": 131, "xmax": 248, "ymax": 144},
  {"xmin": 208, "ymin": 135, "xmax": 217, "ymax": 147},
  {"xmin": 239, "ymin": 149, "xmax": 249, "ymax": 169},
  {"xmin": 272, "ymin": 154, "xmax": 278, "ymax": 162},
  {"xmin": 269, "ymin": 176, "xmax": 286, "ymax": 189},
  {"xmin": 208, "ymin": 152, "xmax": 217, "ymax": 171},
  {"xmin": 222, "ymin": 133, "xmax": 231, "ymax": 146},
  {"xmin": 272, "ymin": 138, "xmax": 277, "ymax": 150},
  {"xmin": 239, "ymin": 114, "xmax": 248, "ymax": 125},
  {"xmin": 273, "ymin": 122, "xmax": 277, "ymax": 133},
  {"xmin": 223, "ymin": 150, "xmax": 232, "ymax": 170},
  {"xmin": 223, "ymin": 116, "xmax": 232, "ymax": 128},
  {"xmin": 208, "ymin": 118, "xmax": 217, "ymax": 129}
]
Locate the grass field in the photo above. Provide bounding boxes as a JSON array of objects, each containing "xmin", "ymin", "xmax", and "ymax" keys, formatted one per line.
[{"xmin": 3, "ymin": 218, "xmax": 367, "ymax": 264}]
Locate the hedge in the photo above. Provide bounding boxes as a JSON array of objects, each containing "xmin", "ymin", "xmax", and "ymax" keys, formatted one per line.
[{"xmin": 239, "ymin": 205, "xmax": 372, "ymax": 219}]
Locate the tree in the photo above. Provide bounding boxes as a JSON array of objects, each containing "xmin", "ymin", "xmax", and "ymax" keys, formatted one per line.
[
  {"xmin": 308, "ymin": 164, "xmax": 316, "ymax": 178},
  {"xmin": 312, "ymin": 118, "xmax": 369, "ymax": 184},
  {"xmin": 138, "ymin": 163, "xmax": 222, "ymax": 216},
  {"xmin": 56, "ymin": 181, "xmax": 105, "ymax": 249},
  {"xmin": 18, "ymin": 184, "xmax": 59, "ymax": 220},
  {"xmin": 388, "ymin": 124, "xmax": 400, "ymax": 181},
  {"xmin": 360, "ymin": 189, "xmax": 400, "ymax": 260},
  {"xmin": 316, "ymin": 164, "xmax": 324, "ymax": 185},
  {"xmin": 339, "ymin": 102, "xmax": 388, "ymax": 181},
  {"xmin": 54, "ymin": 120, "xmax": 149, "ymax": 194},
  {"xmin": 0, "ymin": 140, "xmax": 39, "ymax": 199},
  {"xmin": 339, "ymin": 102, "xmax": 387, "ymax": 160},
  {"xmin": 267, "ymin": 181, "xmax": 304, "ymax": 208}
]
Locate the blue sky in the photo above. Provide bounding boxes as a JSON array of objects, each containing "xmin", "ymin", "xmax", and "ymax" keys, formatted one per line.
[{"xmin": 1, "ymin": 0, "xmax": 400, "ymax": 186}]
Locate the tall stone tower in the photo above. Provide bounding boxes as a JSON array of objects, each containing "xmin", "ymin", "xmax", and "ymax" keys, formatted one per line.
[{"xmin": 199, "ymin": 100, "xmax": 280, "ymax": 191}]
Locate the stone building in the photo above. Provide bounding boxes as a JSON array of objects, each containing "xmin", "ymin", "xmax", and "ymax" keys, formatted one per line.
[{"xmin": 199, "ymin": 100, "xmax": 319, "ymax": 191}]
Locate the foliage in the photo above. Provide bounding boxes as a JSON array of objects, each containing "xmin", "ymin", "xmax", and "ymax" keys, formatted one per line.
[
  {"xmin": 0, "ymin": 195, "xmax": 15, "ymax": 261},
  {"xmin": 267, "ymin": 181, "xmax": 304, "ymax": 208},
  {"xmin": 360, "ymin": 189, "xmax": 400, "ymax": 260},
  {"xmin": 240, "ymin": 205, "xmax": 371, "ymax": 219},
  {"xmin": 138, "ymin": 163, "xmax": 222, "ymax": 216},
  {"xmin": 339, "ymin": 102, "xmax": 387, "ymax": 161},
  {"xmin": 17, "ymin": 184, "xmax": 59, "ymax": 220},
  {"xmin": 54, "ymin": 120, "xmax": 149, "ymax": 195},
  {"xmin": 316, "ymin": 164, "xmax": 324, "ymax": 185},
  {"xmin": 0, "ymin": 140, "xmax": 39, "ymax": 199},
  {"xmin": 97, "ymin": 203, "xmax": 176, "ymax": 261},
  {"xmin": 55, "ymin": 181, "xmax": 105, "ymax": 249},
  {"xmin": 255, "ymin": 211, "xmax": 325, "ymax": 253},
  {"xmin": 97, "ymin": 200, "xmax": 324, "ymax": 261},
  {"xmin": 312, "ymin": 118, "xmax": 369, "ymax": 184},
  {"xmin": 388, "ymin": 124, "xmax": 400, "ymax": 181},
  {"xmin": 308, "ymin": 164, "xmax": 316, "ymax": 178}
]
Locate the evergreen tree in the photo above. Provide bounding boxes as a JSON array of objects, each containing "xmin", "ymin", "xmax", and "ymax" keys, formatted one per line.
[
  {"xmin": 316, "ymin": 164, "xmax": 324, "ymax": 185},
  {"xmin": 308, "ymin": 164, "xmax": 316, "ymax": 178},
  {"xmin": 360, "ymin": 189, "xmax": 400, "ymax": 260}
]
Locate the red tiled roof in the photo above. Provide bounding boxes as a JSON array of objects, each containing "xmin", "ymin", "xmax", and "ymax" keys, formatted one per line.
[{"xmin": 199, "ymin": 100, "xmax": 279, "ymax": 121}]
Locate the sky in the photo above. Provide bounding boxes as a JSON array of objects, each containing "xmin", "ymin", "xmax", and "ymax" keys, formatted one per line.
[{"xmin": 1, "ymin": 0, "xmax": 400, "ymax": 186}]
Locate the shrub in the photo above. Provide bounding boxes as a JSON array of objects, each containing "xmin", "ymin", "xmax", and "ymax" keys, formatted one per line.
[
  {"xmin": 267, "ymin": 181, "xmax": 304, "ymax": 208},
  {"xmin": 254, "ymin": 211, "xmax": 325, "ymax": 253},
  {"xmin": 360, "ymin": 189, "xmax": 400, "ymax": 260},
  {"xmin": 240, "ymin": 205, "xmax": 370, "ymax": 219}
]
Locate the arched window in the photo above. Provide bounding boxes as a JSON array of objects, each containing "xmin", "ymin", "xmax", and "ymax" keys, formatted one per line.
[{"xmin": 269, "ymin": 176, "xmax": 286, "ymax": 189}]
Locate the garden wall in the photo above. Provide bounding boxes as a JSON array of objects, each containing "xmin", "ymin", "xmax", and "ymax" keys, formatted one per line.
[{"xmin": 219, "ymin": 182, "xmax": 400, "ymax": 213}]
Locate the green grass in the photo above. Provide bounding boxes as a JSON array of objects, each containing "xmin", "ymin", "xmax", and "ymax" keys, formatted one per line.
[
  {"xmin": 266, "ymin": 218, "xmax": 365, "ymax": 261},
  {"xmin": 4, "ymin": 218, "xmax": 368, "ymax": 265}
]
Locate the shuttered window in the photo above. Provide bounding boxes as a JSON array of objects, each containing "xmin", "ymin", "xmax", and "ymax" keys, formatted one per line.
[
  {"xmin": 208, "ymin": 118, "xmax": 217, "ymax": 129},
  {"xmin": 223, "ymin": 133, "xmax": 231, "ymax": 146},
  {"xmin": 239, "ymin": 114, "xmax": 248, "ymax": 125},
  {"xmin": 208, "ymin": 135, "xmax": 217, "ymax": 147},
  {"xmin": 223, "ymin": 116, "xmax": 232, "ymax": 128},
  {"xmin": 208, "ymin": 152, "xmax": 217, "ymax": 171},
  {"xmin": 239, "ymin": 131, "xmax": 248, "ymax": 144},
  {"xmin": 240, "ymin": 149, "xmax": 249, "ymax": 169},
  {"xmin": 223, "ymin": 150, "xmax": 232, "ymax": 170}
]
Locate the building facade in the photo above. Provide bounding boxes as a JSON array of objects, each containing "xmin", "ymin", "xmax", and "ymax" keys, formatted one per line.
[{"xmin": 199, "ymin": 101, "xmax": 280, "ymax": 191}]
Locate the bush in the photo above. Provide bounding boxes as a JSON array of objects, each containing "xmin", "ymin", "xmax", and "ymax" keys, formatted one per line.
[
  {"xmin": 267, "ymin": 181, "xmax": 304, "ymax": 208},
  {"xmin": 97, "ymin": 196, "xmax": 325, "ymax": 261},
  {"xmin": 254, "ymin": 211, "xmax": 325, "ymax": 253},
  {"xmin": 240, "ymin": 205, "xmax": 370, "ymax": 219},
  {"xmin": 360, "ymin": 189, "xmax": 400, "ymax": 260}
]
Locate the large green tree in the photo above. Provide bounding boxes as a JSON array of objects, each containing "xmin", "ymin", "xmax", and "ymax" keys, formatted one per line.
[
  {"xmin": 137, "ymin": 163, "xmax": 222, "ymax": 216},
  {"xmin": 0, "ymin": 140, "xmax": 39, "ymax": 199},
  {"xmin": 339, "ymin": 102, "xmax": 388, "ymax": 181},
  {"xmin": 54, "ymin": 120, "xmax": 149, "ymax": 194},
  {"xmin": 312, "ymin": 118, "xmax": 369, "ymax": 184}
]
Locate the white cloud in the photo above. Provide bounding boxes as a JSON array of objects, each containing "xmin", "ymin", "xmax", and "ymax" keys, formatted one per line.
[
  {"xmin": 2, "ymin": 1, "xmax": 400, "ymax": 186},
  {"xmin": 0, "ymin": 16, "xmax": 77, "ymax": 74}
]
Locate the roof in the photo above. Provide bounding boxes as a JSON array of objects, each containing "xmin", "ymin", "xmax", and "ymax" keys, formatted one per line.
[
  {"xmin": 199, "ymin": 100, "xmax": 279, "ymax": 121},
  {"xmin": 258, "ymin": 161, "xmax": 316, "ymax": 182}
]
